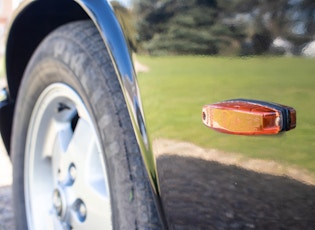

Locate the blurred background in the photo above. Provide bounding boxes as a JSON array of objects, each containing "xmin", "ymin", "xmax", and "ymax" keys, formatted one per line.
[
  {"xmin": 0, "ymin": 0, "xmax": 22, "ymax": 56},
  {"xmin": 113, "ymin": 0, "xmax": 315, "ymax": 57}
]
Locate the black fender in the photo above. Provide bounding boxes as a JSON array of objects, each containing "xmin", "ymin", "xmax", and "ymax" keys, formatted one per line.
[{"xmin": 4, "ymin": 0, "xmax": 166, "ymax": 227}]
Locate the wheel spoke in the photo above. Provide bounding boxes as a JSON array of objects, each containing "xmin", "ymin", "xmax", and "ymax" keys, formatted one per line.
[
  {"xmin": 65, "ymin": 118, "xmax": 96, "ymax": 169},
  {"xmin": 51, "ymin": 124, "xmax": 73, "ymax": 186},
  {"xmin": 41, "ymin": 120, "xmax": 60, "ymax": 159},
  {"xmin": 65, "ymin": 118, "xmax": 112, "ymax": 228}
]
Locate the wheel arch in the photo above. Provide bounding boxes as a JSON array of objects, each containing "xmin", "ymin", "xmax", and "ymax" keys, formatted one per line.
[{"xmin": 6, "ymin": 0, "xmax": 89, "ymax": 99}]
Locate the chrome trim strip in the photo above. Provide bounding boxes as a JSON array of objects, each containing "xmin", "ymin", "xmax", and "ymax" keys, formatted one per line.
[{"xmin": 74, "ymin": 0, "xmax": 159, "ymax": 194}]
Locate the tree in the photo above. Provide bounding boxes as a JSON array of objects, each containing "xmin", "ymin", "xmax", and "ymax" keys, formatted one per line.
[
  {"xmin": 133, "ymin": 0, "xmax": 315, "ymax": 56},
  {"xmin": 134, "ymin": 0, "xmax": 240, "ymax": 55}
]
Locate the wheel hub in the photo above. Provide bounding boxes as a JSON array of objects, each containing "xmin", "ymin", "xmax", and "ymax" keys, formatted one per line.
[{"xmin": 51, "ymin": 162, "xmax": 82, "ymax": 223}]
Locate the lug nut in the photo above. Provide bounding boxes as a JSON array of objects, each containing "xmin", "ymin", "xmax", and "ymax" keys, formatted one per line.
[
  {"xmin": 52, "ymin": 189, "xmax": 63, "ymax": 217},
  {"xmin": 75, "ymin": 199, "xmax": 87, "ymax": 222},
  {"xmin": 79, "ymin": 202, "xmax": 87, "ymax": 218},
  {"xmin": 69, "ymin": 164, "xmax": 76, "ymax": 182}
]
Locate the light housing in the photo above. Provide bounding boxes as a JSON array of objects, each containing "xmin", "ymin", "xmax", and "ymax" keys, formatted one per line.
[{"xmin": 202, "ymin": 99, "xmax": 296, "ymax": 135}]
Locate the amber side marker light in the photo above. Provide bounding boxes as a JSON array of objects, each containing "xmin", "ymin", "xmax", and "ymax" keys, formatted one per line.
[{"xmin": 202, "ymin": 99, "xmax": 296, "ymax": 135}]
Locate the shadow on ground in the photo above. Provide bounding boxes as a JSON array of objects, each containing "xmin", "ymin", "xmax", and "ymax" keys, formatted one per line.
[{"xmin": 157, "ymin": 155, "xmax": 315, "ymax": 230}]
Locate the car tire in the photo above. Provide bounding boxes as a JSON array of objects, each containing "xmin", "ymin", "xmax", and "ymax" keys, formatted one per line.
[{"xmin": 11, "ymin": 20, "xmax": 161, "ymax": 230}]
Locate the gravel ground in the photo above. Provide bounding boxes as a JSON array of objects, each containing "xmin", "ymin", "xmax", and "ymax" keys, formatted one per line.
[
  {"xmin": 0, "ymin": 78, "xmax": 15, "ymax": 230},
  {"xmin": 0, "ymin": 186, "xmax": 14, "ymax": 230},
  {"xmin": 0, "ymin": 138, "xmax": 14, "ymax": 230}
]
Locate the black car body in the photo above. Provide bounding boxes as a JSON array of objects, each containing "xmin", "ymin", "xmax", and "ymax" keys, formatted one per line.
[{"xmin": 0, "ymin": 0, "xmax": 314, "ymax": 229}]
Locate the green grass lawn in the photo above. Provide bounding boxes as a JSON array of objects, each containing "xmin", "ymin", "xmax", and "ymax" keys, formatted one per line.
[{"xmin": 137, "ymin": 55, "xmax": 315, "ymax": 173}]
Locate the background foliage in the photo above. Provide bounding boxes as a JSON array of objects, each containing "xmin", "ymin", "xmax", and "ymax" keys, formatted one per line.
[{"xmin": 114, "ymin": 0, "xmax": 315, "ymax": 56}]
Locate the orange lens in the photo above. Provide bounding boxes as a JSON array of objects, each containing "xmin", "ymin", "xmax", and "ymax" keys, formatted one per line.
[{"xmin": 202, "ymin": 100, "xmax": 291, "ymax": 135}]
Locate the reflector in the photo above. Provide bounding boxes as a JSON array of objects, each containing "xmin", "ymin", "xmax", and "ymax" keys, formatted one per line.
[{"xmin": 202, "ymin": 99, "xmax": 296, "ymax": 135}]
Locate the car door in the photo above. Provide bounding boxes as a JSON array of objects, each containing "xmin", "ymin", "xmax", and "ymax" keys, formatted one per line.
[{"xmin": 131, "ymin": 0, "xmax": 315, "ymax": 229}]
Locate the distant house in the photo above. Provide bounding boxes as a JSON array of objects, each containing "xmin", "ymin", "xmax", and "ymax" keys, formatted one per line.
[
  {"xmin": 270, "ymin": 37, "xmax": 294, "ymax": 56},
  {"xmin": 302, "ymin": 41, "xmax": 315, "ymax": 58}
]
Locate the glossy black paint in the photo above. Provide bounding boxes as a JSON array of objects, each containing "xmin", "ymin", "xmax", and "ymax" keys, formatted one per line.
[{"xmin": 2, "ymin": 0, "xmax": 315, "ymax": 229}]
